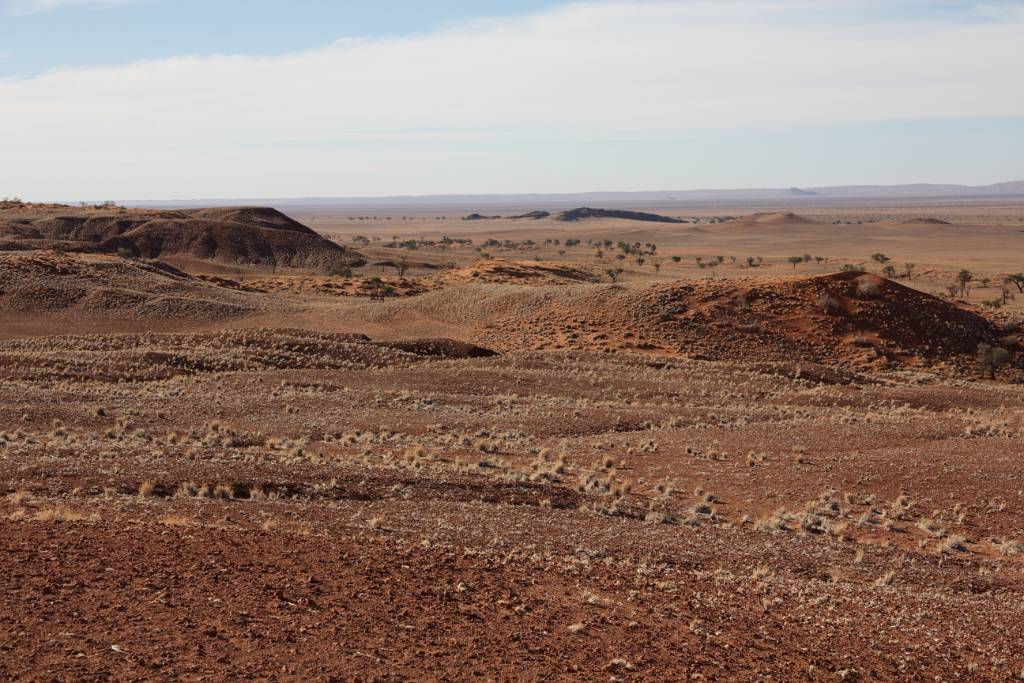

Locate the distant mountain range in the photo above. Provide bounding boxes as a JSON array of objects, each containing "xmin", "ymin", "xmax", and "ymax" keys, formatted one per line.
[{"xmin": 119, "ymin": 181, "xmax": 1024, "ymax": 209}]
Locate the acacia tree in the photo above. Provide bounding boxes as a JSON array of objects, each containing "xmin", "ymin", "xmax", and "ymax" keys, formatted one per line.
[
  {"xmin": 957, "ymin": 269, "xmax": 973, "ymax": 297},
  {"xmin": 606, "ymin": 267, "xmax": 624, "ymax": 283},
  {"xmin": 1005, "ymin": 273, "xmax": 1024, "ymax": 293},
  {"xmin": 395, "ymin": 256, "xmax": 410, "ymax": 279},
  {"xmin": 788, "ymin": 256, "xmax": 803, "ymax": 269}
]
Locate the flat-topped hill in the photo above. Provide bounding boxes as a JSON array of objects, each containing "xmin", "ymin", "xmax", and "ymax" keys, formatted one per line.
[{"xmin": 0, "ymin": 203, "xmax": 363, "ymax": 268}]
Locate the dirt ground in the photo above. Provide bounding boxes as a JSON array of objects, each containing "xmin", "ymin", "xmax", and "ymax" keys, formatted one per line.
[{"xmin": 3, "ymin": 199, "xmax": 1024, "ymax": 680}]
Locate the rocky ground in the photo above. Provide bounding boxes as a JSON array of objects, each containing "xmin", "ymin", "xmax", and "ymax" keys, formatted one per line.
[{"xmin": 2, "ymin": 330, "xmax": 1024, "ymax": 680}]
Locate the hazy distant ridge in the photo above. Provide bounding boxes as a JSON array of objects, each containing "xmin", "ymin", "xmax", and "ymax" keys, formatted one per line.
[{"xmin": 119, "ymin": 181, "xmax": 1024, "ymax": 208}]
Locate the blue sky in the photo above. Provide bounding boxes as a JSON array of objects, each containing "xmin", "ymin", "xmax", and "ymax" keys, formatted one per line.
[
  {"xmin": 0, "ymin": 1, "xmax": 566, "ymax": 77},
  {"xmin": 2, "ymin": 0, "xmax": 1023, "ymax": 201}
]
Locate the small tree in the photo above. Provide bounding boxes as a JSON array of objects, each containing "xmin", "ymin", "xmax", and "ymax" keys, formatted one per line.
[
  {"xmin": 1005, "ymin": 274, "xmax": 1024, "ymax": 293},
  {"xmin": 871, "ymin": 253, "xmax": 890, "ymax": 269},
  {"xmin": 606, "ymin": 267, "xmax": 624, "ymax": 283},
  {"xmin": 366, "ymin": 276, "xmax": 386, "ymax": 300},
  {"xmin": 671, "ymin": 255, "xmax": 681, "ymax": 263},
  {"xmin": 395, "ymin": 256, "xmax": 410, "ymax": 279},
  {"xmin": 903, "ymin": 263, "xmax": 915, "ymax": 280},
  {"xmin": 788, "ymin": 256, "xmax": 803, "ymax": 269},
  {"xmin": 957, "ymin": 269, "xmax": 973, "ymax": 297},
  {"xmin": 882, "ymin": 264, "xmax": 896, "ymax": 279}
]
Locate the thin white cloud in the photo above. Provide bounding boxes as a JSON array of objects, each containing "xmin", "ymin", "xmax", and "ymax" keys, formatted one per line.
[{"xmin": 2, "ymin": 0, "xmax": 1023, "ymax": 199}]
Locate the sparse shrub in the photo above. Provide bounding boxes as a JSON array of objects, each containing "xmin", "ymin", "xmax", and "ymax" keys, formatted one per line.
[
  {"xmin": 325, "ymin": 262, "xmax": 353, "ymax": 278},
  {"xmin": 976, "ymin": 343, "xmax": 1011, "ymax": 379}
]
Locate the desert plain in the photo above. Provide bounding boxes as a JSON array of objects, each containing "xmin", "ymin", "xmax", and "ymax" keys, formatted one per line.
[{"xmin": 2, "ymin": 196, "xmax": 1024, "ymax": 679}]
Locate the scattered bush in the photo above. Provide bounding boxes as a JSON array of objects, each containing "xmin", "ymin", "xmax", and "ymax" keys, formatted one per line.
[
  {"xmin": 977, "ymin": 343, "xmax": 1011, "ymax": 379},
  {"xmin": 325, "ymin": 262, "xmax": 353, "ymax": 278}
]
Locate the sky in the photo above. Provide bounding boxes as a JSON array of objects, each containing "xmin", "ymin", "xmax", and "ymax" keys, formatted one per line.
[{"xmin": 2, "ymin": 0, "xmax": 1024, "ymax": 201}]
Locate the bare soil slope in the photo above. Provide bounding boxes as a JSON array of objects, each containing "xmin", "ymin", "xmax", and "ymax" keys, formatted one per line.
[
  {"xmin": 728, "ymin": 211, "xmax": 823, "ymax": 226},
  {"xmin": 0, "ymin": 328, "xmax": 495, "ymax": 382},
  {"xmin": 0, "ymin": 251, "xmax": 260, "ymax": 321},
  {"xmin": 368, "ymin": 271, "xmax": 1007, "ymax": 373}
]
